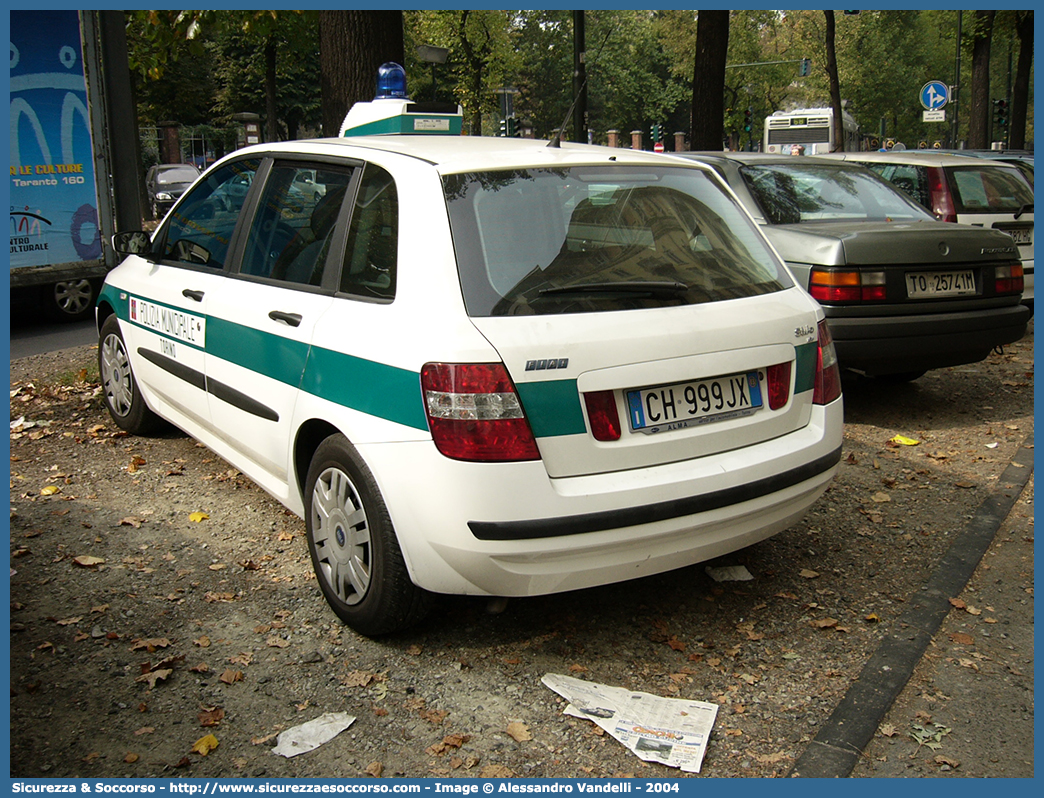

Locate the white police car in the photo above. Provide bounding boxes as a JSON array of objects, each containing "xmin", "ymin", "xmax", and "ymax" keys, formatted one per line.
[{"xmin": 97, "ymin": 66, "xmax": 843, "ymax": 635}]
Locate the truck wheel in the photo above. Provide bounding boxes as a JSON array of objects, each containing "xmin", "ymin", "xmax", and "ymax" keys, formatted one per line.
[
  {"xmin": 47, "ymin": 278, "xmax": 97, "ymax": 322},
  {"xmin": 304, "ymin": 434, "xmax": 430, "ymax": 636},
  {"xmin": 98, "ymin": 315, "xmax": 164, "ymax": 434}
]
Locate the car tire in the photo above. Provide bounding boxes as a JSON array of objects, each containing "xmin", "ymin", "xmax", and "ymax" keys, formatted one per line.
[
  {"xmin": 98, "ymin": 315, "xmax": 165, "ymax": 434},
  {"xmin": 47, "ymin": 278, "xmax": 97, "ymax": 322},
  {"xmin": 304, "ymin": 434, "xmax": 430, "ymax": 636}
]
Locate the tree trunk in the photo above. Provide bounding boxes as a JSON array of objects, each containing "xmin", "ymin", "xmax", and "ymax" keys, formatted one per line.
[
  {"xmin": 264, "ymin": 37, "xmax": 278, "ymax": 141},
  {"xmin": 825, "ymin": 11, "xmax": 845, "ymax": 152},
  {"xmin": 319, "ymin": 11, "xmax": 404, "ymax": 136},
  {"xmin": 1009, "ymin": 10, "xmax": 1033, "ymax": 150},
  {"xmin": 690, "ymin": 10, "xmax": 729, "ymax": 151},
  {"xmin": 966, "ymin": 10, "xmax": 995, "ymax": 150}
]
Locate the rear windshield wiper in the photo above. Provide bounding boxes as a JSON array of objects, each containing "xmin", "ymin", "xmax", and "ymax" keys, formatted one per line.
[
  {"xmin": 538, "ymin": 280, "xmax": 689, "ymax": 297},
  {"xmin": 1014, "ymin": 203, "xmax": 1033, "ymax": 220}
]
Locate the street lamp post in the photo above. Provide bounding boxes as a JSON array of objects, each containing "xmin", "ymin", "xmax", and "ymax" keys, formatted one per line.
[{"xmin": 416, "ymin": 44, "xmax": 449, "ymax": 103}]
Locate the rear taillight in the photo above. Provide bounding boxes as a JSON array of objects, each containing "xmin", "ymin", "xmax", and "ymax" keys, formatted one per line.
[
  {"xmin": 994, "ymin": 262, "xmax": 1025, "ymax": 295},
  {"xmin": 927, "ymin": 167, "xmax": 958, "ymax": 223},
  {"xmin": 421, "ymin": 363, "xmax": 540, "ymax": 462},
  {"xmin": 809, "ymin": 269, "xmax": 886, "ymax": 303},
  {"xmin": 583, "ymin": 390, "xmax": 622, "ymax": 442},
  {"xmin": 813, "ymin": 320, "xmax": 842, "ymax": 405},
  {"xmin": 765, "ymin": 362, "xmax": 792, "ymax": 410}
]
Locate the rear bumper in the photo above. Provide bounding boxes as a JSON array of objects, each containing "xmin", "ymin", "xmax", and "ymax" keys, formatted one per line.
[
  {"xmin": 825, "ymin": 303, "xmax": 1030, "ymax": 375},
  {"xmin": 359, "ymin": 402, "xmax": 843, "ymax": 597}
]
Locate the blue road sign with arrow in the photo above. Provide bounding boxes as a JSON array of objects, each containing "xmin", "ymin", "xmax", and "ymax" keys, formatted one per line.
[{"xmin": 920, "ymin": 81, "xmax": 949, "ymax": 111}]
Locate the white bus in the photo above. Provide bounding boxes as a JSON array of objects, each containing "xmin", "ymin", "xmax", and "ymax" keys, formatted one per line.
[{"xmin": 763, "ymin": 107, "xmax": 860, "ymax": 154}]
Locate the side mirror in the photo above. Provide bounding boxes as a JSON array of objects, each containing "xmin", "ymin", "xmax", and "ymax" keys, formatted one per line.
[{"xmin": 112, "ymin": 231, "xmax": 153, "ymax": 256}]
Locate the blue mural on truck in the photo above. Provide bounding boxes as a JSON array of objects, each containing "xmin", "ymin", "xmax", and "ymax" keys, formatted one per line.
[{"xmin": 10, "ymin": 10, "xmax": 102, "ymax": 269}]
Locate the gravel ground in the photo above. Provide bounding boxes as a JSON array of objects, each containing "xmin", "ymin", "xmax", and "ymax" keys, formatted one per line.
[{"xmin": 8, "ymin": 323, "xmax": 1033, "ymax": 779}]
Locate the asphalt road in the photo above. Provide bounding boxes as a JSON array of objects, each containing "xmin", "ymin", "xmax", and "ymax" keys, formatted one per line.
[{"xmin": 8, "ymin": 316, "xmax": 97, "ymax": 360}]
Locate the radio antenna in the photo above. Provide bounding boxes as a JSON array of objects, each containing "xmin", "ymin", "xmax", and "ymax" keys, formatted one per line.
[{"xmin": 548, "ymin": 22, "xmax": 614, "ymax": 148}]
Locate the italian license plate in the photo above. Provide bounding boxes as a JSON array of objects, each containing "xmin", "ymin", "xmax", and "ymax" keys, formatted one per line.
[
  {"xmin": 627, "ymin": 371, "xmax": 763, "ymax": 434},
  {"xmin": 905, "ymin": 270, "xmax": 976, "ymax": 298},
  {"xmin": 1000, "ymin": 227, "xmax": 1032, "ymax": 246}
]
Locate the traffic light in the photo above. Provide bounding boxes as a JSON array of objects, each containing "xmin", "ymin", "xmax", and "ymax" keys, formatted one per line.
[
  {"xmin": 650, "ymin": 123, "xmax": 662, "ymax": 142},
  {"xmin": 993, "ymin": 98, "xmax": 1009, "ymax": 128},
  {"xmin": 499, "ymin": 118, "xmax": 507, "ymax": 137},
  {"xmin": 743, "ymin": 108, "xmax": 753, "ymax": 133},
  {"xmin": 506, "ymin": 116, "xmax": 519, "ymax": 137},
  {"xmin": 799, "ymin": 58, "xmax": 811, "ymax": 77}
]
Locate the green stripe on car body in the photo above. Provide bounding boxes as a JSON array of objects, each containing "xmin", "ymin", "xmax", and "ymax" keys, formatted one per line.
[
  {"xmin": 794, "ymin": 340, "xmax": 818, "ymax": 394},
  {"xmin": 516, "ymin": 379, "xmax": 587, "ymax": 437}
]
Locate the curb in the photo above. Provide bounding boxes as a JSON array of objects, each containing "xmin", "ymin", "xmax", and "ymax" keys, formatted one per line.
[{"xmin": 787, "ymin": 436, "xmax": 1035, "ymax": 778}]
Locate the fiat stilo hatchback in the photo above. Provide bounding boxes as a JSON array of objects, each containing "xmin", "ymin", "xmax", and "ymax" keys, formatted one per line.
[{"xmin": 97, "ymin": 97, "xmax": 843, "ymax": 635}]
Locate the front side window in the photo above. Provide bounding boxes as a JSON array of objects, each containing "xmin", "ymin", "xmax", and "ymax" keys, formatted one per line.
[
  {"xmin": 239, "ymin": 162, "xmax": 354, "ymax": 286},
  {"xmin": 741, "ymin": 163, "xmax": 934, "ymax": 225},
  {"xmin": 445, "ymin": 166, "xmax": 791, "ymax": 317},
  {"xmin": 159, "ymin": 158, "xmax": 260, "ymax": 269}
]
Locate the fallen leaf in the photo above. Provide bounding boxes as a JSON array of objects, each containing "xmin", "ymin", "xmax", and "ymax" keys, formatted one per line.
[
  {"xmin": 199, "ymin": 707, "xmax": 225, "ymax": 727},
  {"xmin": 506, "ymin": 721, "xmax": 532, "ymax": 742},
  {"xmin": 666, "ymin": 636, "xmax": 686, "ymax": 651},
  {"xmin": 799, "ymin": 569, "xmax": 819, "ymax": 579},
  {"xmin": 135, "ymin": 668, "xmax": 173, "ymax": 688},
  {"xmin": 341, "ymin": 670, "xmax": 374, "ymax": 688},
  {"xmin": 208, "ymin": 563, "xmax": 227, "ymax": 571},
  {"xmin": 755, "ymin": 751, "xmax": 788, "ymax": 764},
  {"xmin": 934, "ymin": 754, "xmax": 960, "ymax": 768},
  {"xmin": 880, "ymin": 724, "xmax": 897, "ymax": 737},
  {"xmin": 40, "ymin": 485, "xmax": 61, "ymax": 496},
  {"xmin": 134, "ymin": 727, "xmax": 154, "ymax": 736},
  {"xmin": 888, "ymin": 434, "xmax": 920, "ymax": 447},
  {"xmin": 130, "ymin": 638, "xmax": 171, "ymax": 652},
  {"xmin": 405, "ymin": 645, "xmax": 422, "ymax": 656},
  {"xmin": 73, "ymin": 555, "xmax": 105, "ymax": 567},
  {"xmin": 194, "ymin": 636, "xmax": 211, "ymax": 648},
  {"xmin": 55, "ymin": 616, "xmax": 83, "ymax": 626},
  {"xmin": 120, "ymin": 517, "xmax": 144, "ymax": 528},
  {"xmin": 365, "ymin": 762, "xmax": 383, "ymax": 777},
  {"xmin": 189, "ymin": 511, "xmax": 209, "ymax": 523},
  {"xmin": 267, "ymin": 636, "xmax": 291, "ymax": 649},
  {"xmin": 219, "ymin": 669, "xmax": 243, "ymax": 685},
  {"xmin": 948, "ymin": 632, "xmax": 974, "ymax": 645},
  {"xmin": 124, "ymin": 753, "xmax": 139, "ymax": 764},
  {"xmin": 189, "ymin": 663, "xmax": 210, "ymax": 674},
  {"xmin": 871, "ymin": 492, "xmax": 891, "ymax": 503},
  {"xmin": 811, "ymin": 618, "xmax": 838, "ymax": 629},
  {"xmin": 420, "ymin": 708, "xmax": 449, "ymax": 725},
  {"xmin": 948, "ymin": 598, "xmax": 967, "ymax": 609},
  {"xmin": 192, "ymin": 734, "xmax": 219, "ymax": 756},
  {"xmin": 479, "ymin": 765, "xmax": 515, "ymax": 778}
]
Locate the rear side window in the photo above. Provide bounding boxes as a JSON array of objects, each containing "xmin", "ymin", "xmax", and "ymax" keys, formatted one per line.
[
  {"xmin": 340, "ymin": 163, "xmax": 398, "ymax": 300},
  {"xmin": 947, "ymin": 166, "xmax": 1034, "ymax": 214},
  {"xmin": 444, "ymin": 166, "xmax": 791, "ymax": 317},
  {"xmin": 160, "ymin": 158, "xmax": 260, "ymax": 269}
]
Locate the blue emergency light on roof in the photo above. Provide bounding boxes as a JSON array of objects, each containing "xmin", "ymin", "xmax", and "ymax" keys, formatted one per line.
[
  {"xmin": 340, "ymin": 62, "xmax": 464, "ymax": 137},
  {"xmin": 374, "ymin": 62, "xmax": 408, "ymax": 100}
]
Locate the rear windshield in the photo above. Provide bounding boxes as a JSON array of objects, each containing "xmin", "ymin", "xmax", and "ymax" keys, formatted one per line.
[
  {"xmin": 740, "ymin": 162, "xmax": 933, "ymax": 225},
  {"xmin": 947, "ymin": 165, "xmax": 1034, "ymax": 214},
  {"xmin": 157, "ymin": 167, "xmax": 200, "ymax": 184},
  {"xmin": 865, "ymin": 162, "xmax": 1034, "ymax": 214},
  {"xmin": 444, "ymin": 166, "xmax": 791, "ymax": 317}
]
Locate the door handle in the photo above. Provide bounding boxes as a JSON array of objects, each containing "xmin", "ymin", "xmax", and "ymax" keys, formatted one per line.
[
  {"xmin": 269, "ymin": 310, "xmax": 302, "ymax": 327},
  {"xmin": 182, "ymin": 289, "xmax": 205, "ymax": 302}
]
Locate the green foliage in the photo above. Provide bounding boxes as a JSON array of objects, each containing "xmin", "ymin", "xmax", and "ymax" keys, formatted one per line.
[{"xmin": 127, "ymin": 9, "xmax": 1031, "ymax": 151}]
